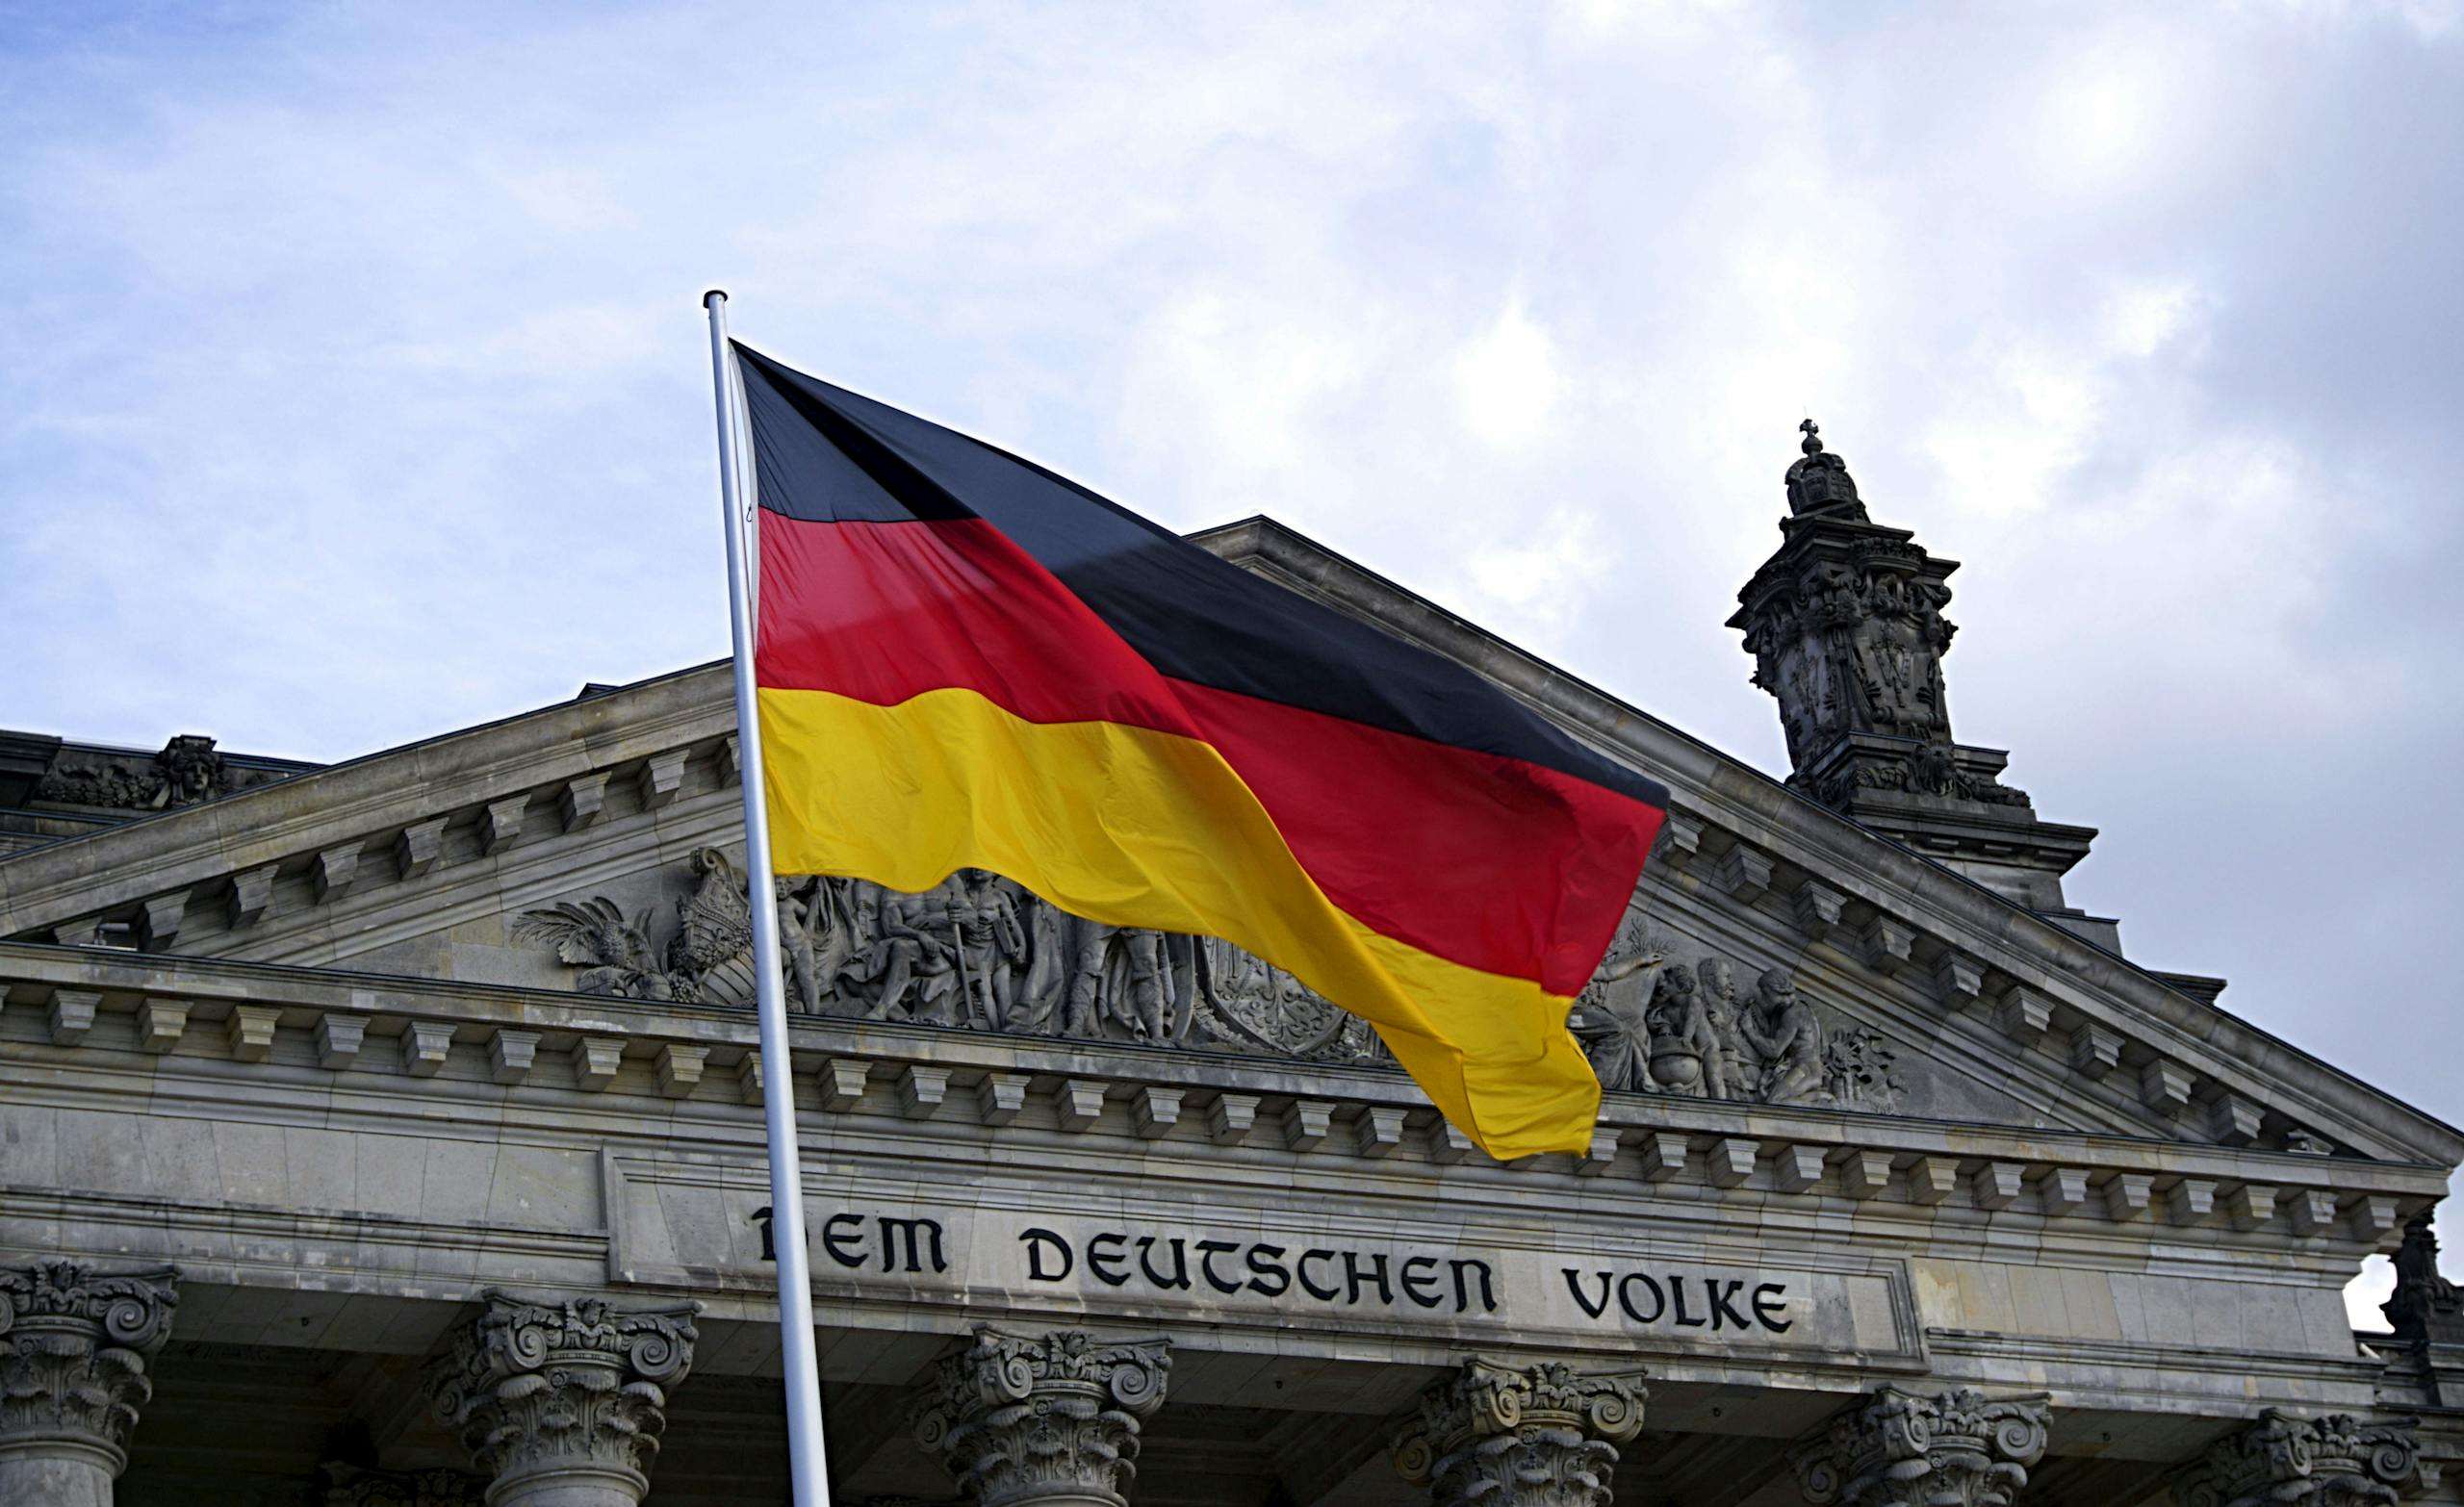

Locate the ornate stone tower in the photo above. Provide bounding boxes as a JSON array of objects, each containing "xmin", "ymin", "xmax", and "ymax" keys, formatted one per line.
[{"xmin": 1730, "ymin": 421, "xmax": 2113, "ymax": 945}]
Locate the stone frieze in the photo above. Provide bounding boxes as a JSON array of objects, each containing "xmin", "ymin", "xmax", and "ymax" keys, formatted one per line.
[{"xmin": 515, "ymin": 849, "xmax": 1897, "ymax": 1107}]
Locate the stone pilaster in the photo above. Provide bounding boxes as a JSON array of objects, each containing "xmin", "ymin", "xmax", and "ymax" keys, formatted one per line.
[
  {"xmin": 1390, "ymin": 1358, "xmax": 1648, "ymax": 1507},
  {"xmin": 1789, "ymin": 1386, "xmax": 2049, "ymax": 1507},
  {"xmin": 425, "ymin": 1290, "xmax": 699, "ymax": 1507},
  {"xmin": 0, "ymin": 1261, "xmax": 179, "ymax": 1507},
  {"xmin": 912, "ymin": 1326, "xmax": 1171, "ymax": 1507},
  {"xmin": 2174, "ymin": 1411, "xmax": 2434, "ymax": 1507}
]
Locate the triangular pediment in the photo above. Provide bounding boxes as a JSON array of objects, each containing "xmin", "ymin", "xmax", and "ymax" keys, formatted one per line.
[{"xmin": 4, "ymin": 524, "xmax": 2454, "ymax": 1170}]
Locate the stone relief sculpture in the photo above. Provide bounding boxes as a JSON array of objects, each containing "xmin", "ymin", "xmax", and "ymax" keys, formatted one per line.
[
  {"xmin": 31, "ymin": 733, "xmax": 290, "ymax": 811},
  {"xmin": 509, "ymin": 848, "xmax": 757, "ymax": 1005},
  {"xmin": 1568, "ymin": 915, "xmax": 1899, "ymax": 1111},
  {"xmin": 516, "ymin": 857, "xmax": 1900, "ymax": 1105},
  {"xmin": 1738, "ymin": 536, "xmax": 1960, "ymax": 771}
]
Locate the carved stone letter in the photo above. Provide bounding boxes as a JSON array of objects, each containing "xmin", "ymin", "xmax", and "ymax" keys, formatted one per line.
[
  {"xmin": 2175, "ymin": 1411, "xmax": 2430, "ymax": 1507},
  {"xmin": 426, "ymin": 1290, "xmax": 698, "ymax": 1507},
  {"xmin": 1392, "ymin": 1358, "xmax": 1647, "ymax": 1507},
  {"xmin": 913, "ymin": 1326, "xmax": 1171, "ymax": 1507},
  {"xmin": 1791, "ymin": 1387, "xmax": 2049, "ymax": 1507},
  {"xmin": 0, "ymin": 1262, "xmax": 179, "ymax": 1507}
]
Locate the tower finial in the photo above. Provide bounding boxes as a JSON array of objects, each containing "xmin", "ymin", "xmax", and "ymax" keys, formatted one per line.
[{"xmin": 1783, "ymin": 418, "xmax": 1862, "ymax": 521}]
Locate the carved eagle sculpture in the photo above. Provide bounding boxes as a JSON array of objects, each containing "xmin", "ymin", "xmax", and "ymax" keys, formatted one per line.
[{"xmin": 510, "ymin": 898, "xmax": 671, "ymax": 999}]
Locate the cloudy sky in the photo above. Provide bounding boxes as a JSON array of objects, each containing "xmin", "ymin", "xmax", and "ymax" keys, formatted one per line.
[{"xmin": 6, "ymin": 2, "xmax": 2460, "ymax": 1314}]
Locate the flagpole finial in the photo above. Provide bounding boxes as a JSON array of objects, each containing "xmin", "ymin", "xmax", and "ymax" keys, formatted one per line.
[{"xmin": 703, "ymin": 288, "xmax": 731, "ymax": 308}]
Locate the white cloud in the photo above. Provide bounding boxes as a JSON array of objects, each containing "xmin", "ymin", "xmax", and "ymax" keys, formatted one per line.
[
  {"xmin": 1454, "ymin": 297, "xmax": 1563, "ymax": 448},
  {"xmin": 2102, "ymin": 279, "xmax": 2205, "ymax": 358},
  {"xmin": 2033, "ymin": 30, "xmax": 2182, "ymax": 192},
  {"xmin": 1920, "ymin": 338, "xmax": 2103, "ymax": 516}
]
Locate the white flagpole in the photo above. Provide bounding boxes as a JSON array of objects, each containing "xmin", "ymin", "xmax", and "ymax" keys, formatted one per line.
[{"xmin": 702, "ymin": 289, "xmax": 834, "ymax": 1507}]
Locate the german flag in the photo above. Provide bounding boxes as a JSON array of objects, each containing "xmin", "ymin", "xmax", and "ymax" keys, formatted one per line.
[{"xmin": 734, "ymin": 344, "xmax": 1669, "ymax": 1158}]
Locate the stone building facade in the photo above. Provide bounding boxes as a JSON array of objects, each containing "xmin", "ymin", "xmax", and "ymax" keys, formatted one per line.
[{"xmin": 3, "ymin": 433, "xmax": 2459, "ymax": 1506}]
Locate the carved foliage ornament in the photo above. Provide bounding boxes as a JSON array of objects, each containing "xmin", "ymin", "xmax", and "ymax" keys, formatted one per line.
[
  {"xmin": 426, "ymin": 1291, "xmax": 698, "ymax": 1492},
  {"xmin": 1393, "ymin": 1359, "xmax": 1648, "ymax": 1507},
  {"xmin": 2176, "ymin": 1411, "xmax": 2429, "ymax": 1507},
  {"xmin": 913, "ymin": 1326, "xmax": 1170, "ymax": 1507},
  {"xmin": 0, "ymin": 1261, "xmax": 179, "ymax": 1462},
  {"xmin": 1791, "ymin": 1387, "xmax": 2050, "ymax": 1507}
]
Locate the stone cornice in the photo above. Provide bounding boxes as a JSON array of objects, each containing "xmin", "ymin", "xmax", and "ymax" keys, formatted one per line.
[
  {"xmin": 0, "ymin": 941, "xmax": 2439, "ymax": 1264},
  {"xmin": 0, "ymin": 664, "xmax": 734, "ymax": 943}
]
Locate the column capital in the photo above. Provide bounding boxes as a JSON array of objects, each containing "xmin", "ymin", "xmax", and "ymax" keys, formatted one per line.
[
  {"xmin": 1392, "ymin": 1358, "xmax": 1648, "ymax": 1507},
  {"xmin": 1790, "ymin": 1386, "xmax": 2049, "ymax": 1507},
  {"xmin": 0, "ymin": 1260, "xmax": 180, "ymax": 1475},
  {"xmin": 2175, "ymin": 1410, "xmax": 2433, "ymax": 1507},
  {"xmin": 913, "ymin": 1326, "xmax": 1171, "ymax": 1507},
  {"xmin": 426, "ymin": 1290, "xmax": 699, "ymax": 1507}
]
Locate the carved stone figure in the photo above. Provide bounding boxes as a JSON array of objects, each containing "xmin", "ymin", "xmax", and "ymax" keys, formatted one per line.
[
  {"xmin": 1066, "ymin": 919, "xmax": 1171, "ymax": 1040},
  {"xmin": 1572, "ymin": 919, "xmax": 1666, "ymax": 1092},
  {"xmin": 1742, "ymin": 967, "xmax": 1827, "ymax": 1105},
  {"xmin": 2174, "ymin": 1410, "xmax": 2429, "ymax": 1507},
  {"xmin": 863, "ymin": 873, "xmax": 972, "ymax": 1024},
  {"xmin": 774, "ymin": 877, "xmax": 824, "ymax": 1014},
  {"xmin": 1791, "ymin": 1387, "xmax": 2049, "ymax": 1507},
  {"xmin": 1392, "ymin": 1358, "xmax": 1647, "ymax": 1507},
  {"xmin": 0, "ymin": 1261, "xmax": 180, "ymax": 1507},
  {"xmin": 1640, "ymin": 964, "xmax": 1716, "ymax": 1094},
  {"xmin": 1693, "ymin": 958, "xmax": 1753, "ymax": 1101},
  {"xmin": 1574, "ymin": 947, "xmax": 1898, "ymax": 1111},
  {"xmin": 426, "ymin": 1290, "xmax": 699, "ymax": 1507},
  {"xmin": 912, "ymin": 1326, "xmax": 1169, "ymax": 1507}
]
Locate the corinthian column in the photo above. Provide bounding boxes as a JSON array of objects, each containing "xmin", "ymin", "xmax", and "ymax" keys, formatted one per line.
[
  {"xmin": 912, "ymin": 1326, "xmax": 1171, "ymax": 1507},
  {"xmin": 0, "ymin": 1261, "xmax": 179, "ymax": 1507},
  {"xmin": 1789, "ymin": 1387, "xmax": 2050, "ymax": 1507},
  {"xmin": 1390, "ymin": 1358, "xmax": 1649, "ymax": 1507},
  {"xmin": 425, "ymin": 1290, "xmax": 699, "ymax": 1507},
  {"xmin": 2174, "ymin": 1410, "xmax": 2432, "ymax": 1507}
]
